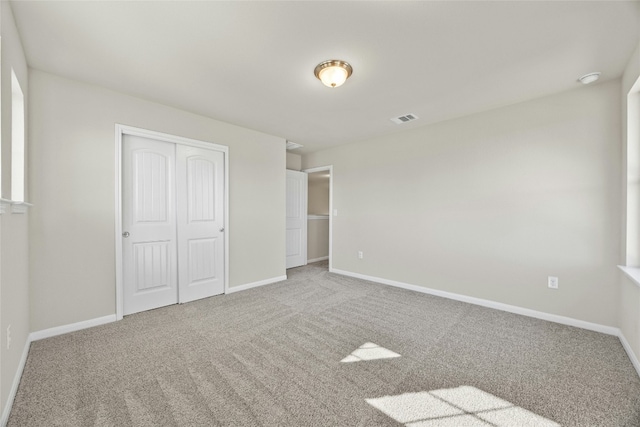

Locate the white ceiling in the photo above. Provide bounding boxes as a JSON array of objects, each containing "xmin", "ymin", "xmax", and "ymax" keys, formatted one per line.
[{"xmin": 10, "ymin": 1, "xmax": 640, "ymax": 154}]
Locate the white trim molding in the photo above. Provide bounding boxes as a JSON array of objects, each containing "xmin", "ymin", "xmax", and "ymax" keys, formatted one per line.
[
  {"xmin": 10, "ymin": 201, "xmax": 33, "ymax": 214},
  {"xmin": 226, "ymin": 275, "xmax": 287, "ymax": 294},
  {"xmin": 308, "ymin": 215, "xmax": 329, "ymax": 220},
  {"xmin": 307, "ymin": 256, "xmax": 329, "ymax": 263},
  {"xmin": 330, "ymin": 268, "xmax": 640, "ymax": 378},
  {"xmin": 330, "ymin": 268, "xmax": 620, "ymax": 336},
  {"xmin": 1, "ymin": 274, "xmax": 638, "ymax": 425},
  {"xmin": 618, "ymin": 265, "xmax": 640, "ymax": 289},
  {"xmin": 0, "ymin": 199, "xmax": 33, "ymax": 215},
  {"xmin": 2, "ymin": 314, "xmax": 117, "ymax": 424},
  {"xmin": 29, "ymin": 314, "xmax": 117, "ymax": 342},
  {"xmin": 0, "ymin": 198, "xmax": 12, "ymax": 214},
  {"xmin": 619, "ymin": 332, "xmax": 640, "ymax": 378},
  {"xmin": 1, "ymin": 339, "xmax": 30, "ymax": 427}
]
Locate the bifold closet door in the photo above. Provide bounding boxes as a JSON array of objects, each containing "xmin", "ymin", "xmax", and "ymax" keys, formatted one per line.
[
  {"xmin": 122, "ymin": 136, "xmax": 225, "ymax": 315},
  {"xmin": 122, "ymin": 135, "xmax": 178, "ymax": 315},
  {"xmin": 176, "ymin": 145, "xmax": 225, "ymax": 303}
]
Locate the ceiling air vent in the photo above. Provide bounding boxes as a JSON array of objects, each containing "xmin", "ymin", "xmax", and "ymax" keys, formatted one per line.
[
  {"xmin": 390, "ymin": 113, "xmax": 419, "ymax": 125},
  {"xmin": 286, "ymin": 141, "xmax": 303, "ymax": 151}
]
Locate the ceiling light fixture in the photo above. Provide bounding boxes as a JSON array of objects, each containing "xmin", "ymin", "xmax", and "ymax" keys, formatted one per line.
[
  {"xmin": 578, "ymin": 72, "xmax": 601, "ymax": 85},
  {"xmin": 314, "ymin": 60, "xmax": 353, "ymax": 88}
]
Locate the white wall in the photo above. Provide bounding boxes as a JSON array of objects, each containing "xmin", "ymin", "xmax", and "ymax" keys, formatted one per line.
[
  {"xmin": 620, "ymin": 38, "xmax": 640, "ymax": 368},
  {"xmin": 28, "ymin": 70, "xmax": 286, "ymax": 332},
  {"xmin": 286, "ymin": 152, "xmax": 301, "ymax": 171},
  {"xmin": 0, "ymin": 1, "xmax": 30, "ymax": 420},
  {"xmin": 308, "ymin": 219, "xmax": 329, "ymax": 261},
  {"xmin": 308, "ymin": 172, "xmax": 329, "ymax": 215},
  {"xmin": 307, "ymin": 172, "xmax": 330, "ymax": 261},
  {"xmin": 304, "ymin": 79, "xmax": 622, "ymax": 327}
]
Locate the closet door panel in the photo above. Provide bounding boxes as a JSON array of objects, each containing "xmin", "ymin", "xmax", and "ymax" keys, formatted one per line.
[
  {"xmin": 122, "ymin": 135, "xmax": 178, "ymax": 315},
  {"xmin": 176, "ymin": 145, "xmax": 225, "ymax": 303}
]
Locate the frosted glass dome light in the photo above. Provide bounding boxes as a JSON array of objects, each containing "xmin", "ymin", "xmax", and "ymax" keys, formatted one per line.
[{"xmin": 314, "ymin": 60, "xmax": 353, "ymax": 88}]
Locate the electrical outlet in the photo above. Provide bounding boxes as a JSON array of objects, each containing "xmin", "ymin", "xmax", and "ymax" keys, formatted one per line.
[
  {"xmin": 333, "ymin": 209, "xmax": 338, "ymax": 216},
  {"xmin": 358, "ymin": 251, "xmax": 363, "ymax": 259},
  {"xmin": 6, "ymin": 325, "xmax": 11, "ymax": 350},
  {"xmin": 548, "ymin": 276, "xmax": 559, "ymax": 289}
]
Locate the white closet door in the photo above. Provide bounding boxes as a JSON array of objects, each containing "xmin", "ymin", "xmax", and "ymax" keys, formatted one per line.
[
  {"xmin": 176, "ymin": 145, "xmax": 225, "ymax": 303},
  {"xmin": 122, "ymin": 135, "xmax": 178, "ymax": 315},
  {"xmin": 286, "ymin": 170, "xmax": 308, "ymax": 269}
]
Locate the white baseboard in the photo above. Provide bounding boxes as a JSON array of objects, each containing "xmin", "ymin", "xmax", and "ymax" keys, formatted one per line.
[
  {"xmin": 226, "ymin": 275, "xmax": 287, "ymax": 294},
  {"xmin": 307, "ymin": 256, "xmax": 329, "ymax": 263},
  {"xmin": 330, "ymin": 268, "xmax": 620, "ymax": 336},
  {"xmin": 1, "ymin": 314, "xmax": 117, "ymax": 424},
  {"xmin": 331, "ymin": 267, "xmax": 640, "ymax": 378},
  {"xmin": 29, "ymin": 314, "xmax": 117, "ymax": 342},
  {"xmin": 2, "ymin": 270, "xmax": 637, "ymax": 427},
  {"xmin": 618, "ymin": 331, "xmax": 640, "ymax": 378},
  {"xmin": 1, "ymin": 338, "xmax": 31, "ymax": 427}
]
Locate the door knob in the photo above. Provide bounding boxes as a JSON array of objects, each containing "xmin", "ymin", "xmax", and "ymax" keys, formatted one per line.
[
  {"xmin": 122, "ymin": 231, "xmax": 130, "ymax": 238},
  {"xmin": 219, "ymin": 228, "xmax": 225, "ymax": 232}
]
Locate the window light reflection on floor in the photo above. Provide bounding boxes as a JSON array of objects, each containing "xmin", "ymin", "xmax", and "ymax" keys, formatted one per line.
[
  {"xmin": 341, "ymin": 342, "xmax": 401, "ymax": 363},
  {"xmin": 366, "ymin": 386, "xmax": 560, "ymax": 427}
]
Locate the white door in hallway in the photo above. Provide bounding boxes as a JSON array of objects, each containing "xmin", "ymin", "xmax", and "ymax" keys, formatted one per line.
[
  {"xmin": 122, "ymin": 135, "xmax": 178, "ymax": 315},
  {"xmin": 122, "ymin": 135, "xmax": 226, "ymax": 315},
  {"xmin": 286, "ymin": 170, "xmax": 308, "ymax": 269}
]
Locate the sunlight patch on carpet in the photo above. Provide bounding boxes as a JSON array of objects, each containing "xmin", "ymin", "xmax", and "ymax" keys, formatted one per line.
[
  {"xmin": 341, "ymin": 342, "xmax": 401, "ymax": 363},
  {"xmin": 366, "ymin": 386, "xmax": 560, "ymax": 427}
]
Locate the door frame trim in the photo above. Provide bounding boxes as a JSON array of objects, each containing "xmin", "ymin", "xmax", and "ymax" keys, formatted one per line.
[
  {"xmin": 114, "ymin": 124, "xmax": 230, "ymax": 320},
  {"xmin": 302, "ymin": 165, "xmax": 333, "ymax": 271}
]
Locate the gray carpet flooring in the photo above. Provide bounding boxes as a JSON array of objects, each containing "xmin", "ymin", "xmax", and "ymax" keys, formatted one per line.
[{"xmin": 8, "ymin": 261, "xmax": 640, "ymax": 426}]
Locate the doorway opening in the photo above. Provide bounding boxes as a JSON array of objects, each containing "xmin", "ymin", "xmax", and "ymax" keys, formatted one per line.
[{"xmin": 304, "ymin": 166, "xmax": 333, "ymax": 271}]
